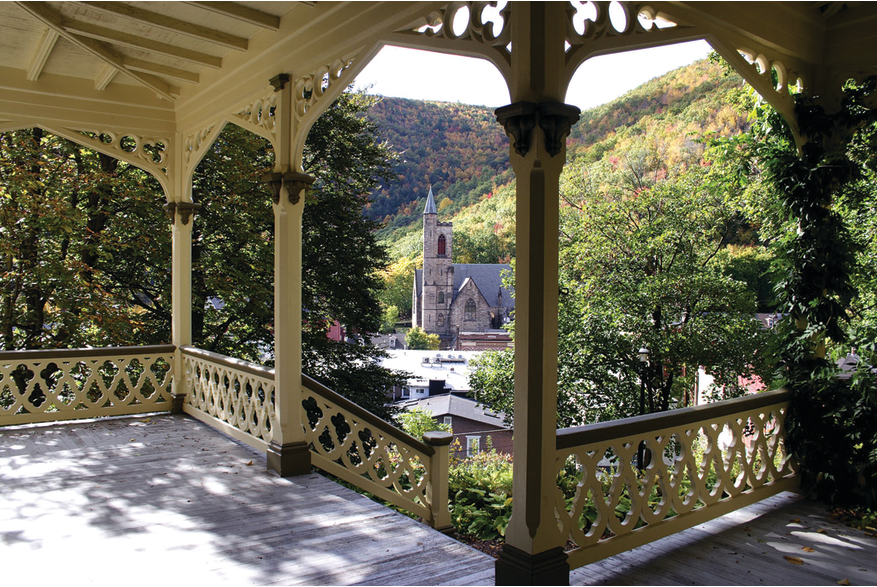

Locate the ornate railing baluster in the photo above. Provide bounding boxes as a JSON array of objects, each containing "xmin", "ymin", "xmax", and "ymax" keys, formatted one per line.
[
  {"xmin": 0, "ymin": 345, "xmax": 175, "ymax": 425},
  {"xmin": 556, "ymin": 389, "xmax": 799, "ymax": 570}
]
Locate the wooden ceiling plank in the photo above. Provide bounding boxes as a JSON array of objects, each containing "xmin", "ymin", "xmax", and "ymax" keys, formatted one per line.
[
  {"xmin": 186, "ymin": 1, "xmax": 281, "ymax": 30},
  {"xmin": 14, "ymin": 1, "xmax": 177, "ymax": 102},
  {"xmin": 123, "ymin": 58, "xmax": 200, "ymax": 84},
  {"xmin": 26, "ymin": 28, "xmax": 60, "ymax": 81},
  {"xmin": 63, "ymin": 20, "xmax": 223, "ymax": 69},
  {"xmin": 81, "ymin": 2, "xmax": 248, "ymax": 51},
  {"xmin": 94, "ymin": 63, "xmax": 116, "ymax": 90}
]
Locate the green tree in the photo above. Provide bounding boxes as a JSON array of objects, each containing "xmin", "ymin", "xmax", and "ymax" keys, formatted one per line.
[
  {"xmin": 0, "ymin": 128, "xmax": 168, "ymax": 351},
  {"xmin": 1, "ymin": 90, "xmax": 405, "ymax": 419},
  {"xmin": 405, "ymin": 326, "xmax": 440, "ymax": 350},
  {"xmin": 396, "ymin": 407, "xmax": 452, "ymax": 439},
  {"xmin": 380, "ymin": 305, "xmax": 398, "ymax": 334},
  {"xmin": 471, "ymin": 156, "xmax": 770, "ymax": 427}
]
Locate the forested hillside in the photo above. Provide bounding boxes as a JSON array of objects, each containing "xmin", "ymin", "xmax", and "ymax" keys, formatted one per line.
[
  {"xmin": 365, "ymin": 98, "xmax": 512, "ymax": 235},
  {"xmin": 374, "ymin": 58, "xmax": 754, "ymax": 317}
]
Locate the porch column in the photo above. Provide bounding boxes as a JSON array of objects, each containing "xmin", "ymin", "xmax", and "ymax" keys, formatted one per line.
[
  {"xmin": 266, "ymin": 75, "xmax": 313, "ymax": 476},
  {"xmin": 494, "ymin": 3, "xmax": 579, "ymax": 584},
  {"xmin": 167, "ymin": 155, "xmax": 199, "ymax": 414}
]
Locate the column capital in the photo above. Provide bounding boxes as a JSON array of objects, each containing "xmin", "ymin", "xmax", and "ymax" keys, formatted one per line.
[
  {"xmin": 495, "ymin": 101, "xmax": 580, "ymax": 158},
  {"xmin": 164, "ymin": 201, "xmax": 202, "ymax": 225},
  {"xmin": 262, "ymin": 171, "xmax": 315, "ymax": 205}
]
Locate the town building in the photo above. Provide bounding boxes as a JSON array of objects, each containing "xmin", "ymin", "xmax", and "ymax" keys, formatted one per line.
[{"xmin": 412, "ymin": 188, "xmax": 514, "ymax": 341}]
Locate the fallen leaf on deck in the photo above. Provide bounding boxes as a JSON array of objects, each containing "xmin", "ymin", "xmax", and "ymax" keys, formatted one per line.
[
  {"xmin": 129, "ymin": 438, "xmax": 136, "ymax": 442},
  {"xmin": 784, "ymin": 556, "xmax": 804, "ymax": 565},
  {"xmin": 802, "ymin": 547, "xmax": 815, "ymax": 552},
  {"xmin": 837, "ymin": 579, "xmax": 850, "ymax": 586},
  {"xmin": 818, "ymin": 529, "xmax": 828, "ymax": 534},
  {"xmin": 790, "ymin": 518, "xmax": 801, "ymax": 523},
  {"xmin": 246, "ymin": 460, "xmax": 253, "ymax": 466}
]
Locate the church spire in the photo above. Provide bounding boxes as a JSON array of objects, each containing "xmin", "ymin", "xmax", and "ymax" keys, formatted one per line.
[{"xmin": 424, "ymin": 185, "xmax": 437, "ymax": 215}]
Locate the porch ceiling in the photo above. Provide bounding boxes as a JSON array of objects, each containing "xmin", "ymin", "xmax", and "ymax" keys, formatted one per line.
[{"xmin": 1, "ymin": 1, "xmax": 875, "ymax": 138}]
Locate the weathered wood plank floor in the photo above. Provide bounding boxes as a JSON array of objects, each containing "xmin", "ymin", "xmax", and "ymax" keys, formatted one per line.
[
  {"xmin": 569, "ymin": 490, "xmax": 877, "ymax": 586},
  {"xmin": 0, "ymin": 414, "xmax": 495, "ymax": 586},
  {"xmin": 3, "ymin": 415, "xmax": 875, "ymax": 586}
]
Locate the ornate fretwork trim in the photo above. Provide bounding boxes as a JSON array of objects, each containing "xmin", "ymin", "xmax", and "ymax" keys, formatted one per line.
[
  {"xmin": 563, "ymin": 2, "xmax": 698, "ymax": 76},
  {"xmin": 184, "ymin": 124, "xmax": 219, "ymax": 169},
  {"xmin": 496, "ymin": 101, "xmax": 580, "ymax": 157},
  {"xmin": 294, "ymin": 56, "xmax": 357, "ymax": 120},
  {"xmin": 391, "ymin": 2, "xmax": 512, "ymax": 74},
  {"xmin": 230, "ymin": 89, "xmax": 278, "ymax": 143},
  {"xmin": 164, "ymin": 201, "xmax": 202, "ymax": 225},
  {"xmin": 261, "ymin": 171, "xmax": 315, "ymax": 205},
  {"xmin": 65, "ymin": 128, "xmax": 171, "ymax": 180}
]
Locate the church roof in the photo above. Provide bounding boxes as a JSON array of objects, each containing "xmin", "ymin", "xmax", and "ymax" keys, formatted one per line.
[
  {"xmin": 423, "ymin": 186, "xmax": 437, "ymax": 215},
  {"xmin": 452, "ymin": 264, "xmax": 514, "ymax": 308},
  {"xmin": 414, "ymin": 264, "xmax": 514, "ymax": 310}
]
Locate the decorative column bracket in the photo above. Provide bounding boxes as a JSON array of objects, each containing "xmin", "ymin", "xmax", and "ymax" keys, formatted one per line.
[
  {"xmin": 261, "ymin": 171, "xmax": 316, "ymax": 205},
  {"xmin": 164, "ymin": 201, "xmax": 202, "ymax": 225},
  {"xmin": 495, "ymin": 101, "xmax": 581, "ymax": 157}
]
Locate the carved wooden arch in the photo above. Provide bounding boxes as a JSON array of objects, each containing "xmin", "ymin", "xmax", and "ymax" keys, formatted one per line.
[
  {"xmin": 1, "ymin": 119, "xmax": 175, "ymax": 199},
  {"xmin": 382, "ymin": 2, "xmax": 512, "ymax": 93}
]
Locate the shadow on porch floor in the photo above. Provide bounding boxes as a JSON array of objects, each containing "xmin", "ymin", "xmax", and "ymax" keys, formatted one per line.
[{"xmin": 2, "ymin": 415, "xmax": 875, "ymax": 586}]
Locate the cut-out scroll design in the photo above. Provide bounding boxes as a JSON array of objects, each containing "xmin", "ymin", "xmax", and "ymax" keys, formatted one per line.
[
  {"xmin": 564, "ymin": 1, "xmax": 696, "ymax": 71},
  {"xmin": 555, "ymin": 389, "xmax": 798, "ymax": 570},
  {"xmin": 230, "ymin": 89, "xmax": 278, "ymax": 143},
  {"xmin": 70, "ymin": 129, "xmax": 171, "ymax": 179},
  {"xmin": 184, "ymin": 124, "xmax": 219, "ymax": 168},
  {"xmin": 302, "ymin": 375, "xmax": 435, "ymax": 522},
  {"xmin": 395, "ymin": 2, "xmax": 512, "ymax": 67},
  {"xmin": 294, "ymin": 56, "xmax": 357, "ymax": 120},
  {"xmin": 0, "ymin": 345, "xmax": 174, "ymax": 425},
  {"xmin": 181, "ymin": 346, "xmax": 275, "ymax": 447}
]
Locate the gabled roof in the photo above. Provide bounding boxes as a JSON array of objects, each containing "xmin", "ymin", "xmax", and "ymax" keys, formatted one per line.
[
  {"xmin": 452, "ymin": 264, "xmax": 514, "ymax": 309},
  {"xmin": 399, "ymin": 394, "xmax": 508, "ymax": 429}
]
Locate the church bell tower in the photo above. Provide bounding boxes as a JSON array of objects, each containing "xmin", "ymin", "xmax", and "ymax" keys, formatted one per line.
[{"xmin": 421, "ymin": 187, "xmax": 454, "ymax": 335}]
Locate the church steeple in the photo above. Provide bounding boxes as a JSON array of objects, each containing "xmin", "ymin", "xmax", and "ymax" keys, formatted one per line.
[{"xmin": 424, "ymin": 185, "xmax": 437, "ymax": 215}]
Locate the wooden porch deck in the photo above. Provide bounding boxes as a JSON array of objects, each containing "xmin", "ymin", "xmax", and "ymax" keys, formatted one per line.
[{"xmin": 2, "ymin": 415, "xmax": 875, "ymax": 586}]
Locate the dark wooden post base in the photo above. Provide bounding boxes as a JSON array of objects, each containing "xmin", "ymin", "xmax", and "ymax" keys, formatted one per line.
[
  {"xmin": 495, "ymin": 544, "xmax": 569, "ymax": 586},
  {"xmin": 171, "ymin": 394, "xmax": 186, "ymax": 414},
  {"xmin": 267, "ymin": 440, "xmax": 311, "ymax": 477}
]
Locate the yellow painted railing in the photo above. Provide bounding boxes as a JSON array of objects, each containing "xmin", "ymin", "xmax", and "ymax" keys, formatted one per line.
[
  {"xmin": 555, "ymin": 389, "xmax": 799, "ymax": 570},
  {"xmin": 180, "ymin": 345, "xmax": 452, "ymax": 529},
  {"xmin": 181, "ymin": 345, "xmax": 276, "ymax": 450},
  {"xmin": 0, "ymin": 345, "xmax": 175, "ymax": 425}
]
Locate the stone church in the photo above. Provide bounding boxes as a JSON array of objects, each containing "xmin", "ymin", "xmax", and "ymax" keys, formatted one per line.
[{"xmin": 412, "ymin": 187, "xmax": 514, "ymax": 338}]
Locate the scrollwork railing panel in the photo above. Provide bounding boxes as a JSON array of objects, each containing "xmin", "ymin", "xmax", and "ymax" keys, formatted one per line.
[
  {"xmin": 556, "ymin": 389, "xmax": 798, "ymax": 569},
  {"xmin": 302, "ymin": 375, "xmax": 435, "ymax": 521},
  {"xmin": 0, "ymin": 345, "xmax": 175, "ymax": 425},
  {"xmin": 181, "ymin": 346, "xmax": 275, "ymax": 447}
]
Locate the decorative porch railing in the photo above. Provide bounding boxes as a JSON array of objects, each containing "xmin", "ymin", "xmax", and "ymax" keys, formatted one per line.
[
  {"xmin": 555, "ymin": 388, "xmax": 798, "ymax": 570},
  {"xmin": 180, "ymin": 345, "xmax": 451, "ymax": 529},
  {"xmin": 0, "ymin": 345, "xmax": 175, "ymax": 425},
  {"xmin": 181, "ymin": 345, "xmax": 276, "ymax": 450}
]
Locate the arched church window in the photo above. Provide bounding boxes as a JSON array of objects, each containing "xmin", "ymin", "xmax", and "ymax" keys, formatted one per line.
[
  {"xmin": 437, "ymin": 291, "xmax": 444, "ymax": 304},
  {"xmin": 465, "ymin": 299, "xmax": 476, "ymax": 321},
  {"xmin": 437, "ymin": 313, "xmax": 444, "ymax": 327},
  {"xmin": 437, "ymin": 234, "xmax": 446, "ymax": 256}
]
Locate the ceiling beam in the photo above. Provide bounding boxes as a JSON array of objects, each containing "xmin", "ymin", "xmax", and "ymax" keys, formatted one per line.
[
  {"xmin": 26, "ymin": 28, "xmax": 59, "ymax": 81},
  {"xmin": 94, "ymin": 64, "xmax": 116, "ymax": 90},
  {"xmin": 14, "ymin": 1, "xmax": 177, "ymax": 102},
  {"xmin": 81, "ymin": 2, "xmax": 249, "ymax": 51},
  {"xmin": 186, "ymin": 2, "xmax": 281, "ymax": 30},
  {"xmin": 123, "ymin": 58, "xmax": 200, "ymax": 84},
  {"xmin": 63, "ymin": 20, "xmax": 223, "ymax": 69}
]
